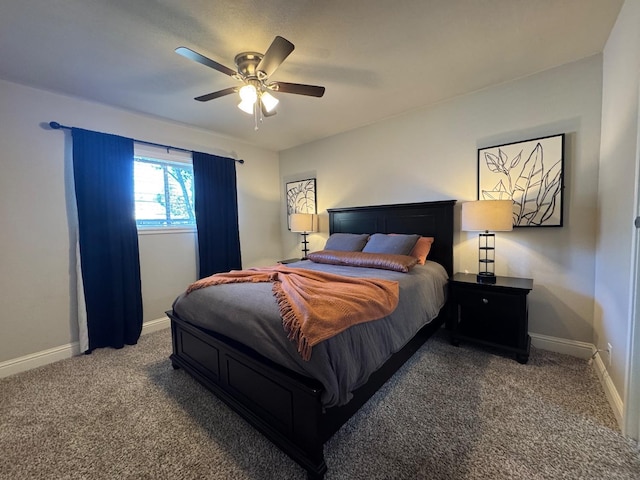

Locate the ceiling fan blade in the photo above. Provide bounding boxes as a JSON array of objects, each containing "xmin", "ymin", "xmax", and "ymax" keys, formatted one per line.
[
  {"xmin": 275, "ymin": 82, "xmax": 325, "ymax": 97},
  {"xmin": 256, "ymin": 36, "xmax": 294, "ymax": 78},
  {"xmin": 175, "ymin": 46, "xmax": 237, "ymax": 77},
  {"xmin": 194, "ymin": 87, "xmax": 237, "ymax": 102},
  {"xmin": 261, "ymin": 100, "xmax": 277, "ymax": 117}
]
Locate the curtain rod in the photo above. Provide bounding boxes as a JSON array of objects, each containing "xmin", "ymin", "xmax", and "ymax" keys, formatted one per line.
[{"xmin": 48, "ymin": 121, "xmax": 244, "ymax": 164}]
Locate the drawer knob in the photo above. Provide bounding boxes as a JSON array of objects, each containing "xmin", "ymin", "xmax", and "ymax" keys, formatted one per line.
[{"xmin": 482, "ymin": 298, "xmax": 489, "ymax": 304}]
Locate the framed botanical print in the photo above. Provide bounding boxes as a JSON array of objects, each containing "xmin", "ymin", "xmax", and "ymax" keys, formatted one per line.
[
  {"xmin": 478, "ymin": 133, "xmax": 565, "ymax": 227},
  {"xmin": 285, "ymin": 178, "xmax": 317, "ymax": 229}
]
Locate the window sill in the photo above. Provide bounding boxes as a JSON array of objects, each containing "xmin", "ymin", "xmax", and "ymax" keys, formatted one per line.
[{"xmin": 137, "ymin": 227, "xmax": 197, "ymax": 235}]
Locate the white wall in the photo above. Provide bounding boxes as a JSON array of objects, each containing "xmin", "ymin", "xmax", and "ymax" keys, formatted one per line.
[
  {"xmin": 596, "ymin": 0, "xmax": 640, "ymax": 416},
  {"xmin": 0, "ymin": 78, "xmax": 282, "ymax": 364},
  {"xmin": 280, "ymin": 55, "xmax": 603, "ymax": 345}
]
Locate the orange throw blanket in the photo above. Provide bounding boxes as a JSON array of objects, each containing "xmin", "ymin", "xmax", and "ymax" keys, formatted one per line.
[{"xmin": 186, "ymin": 265, "xmax": 399, "ymax": 360}]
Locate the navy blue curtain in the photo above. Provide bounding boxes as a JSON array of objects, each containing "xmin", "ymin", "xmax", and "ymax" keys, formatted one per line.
[
  {"xmin": 192, "ymin": 152, "xmax": 242, "ymax": 278},
  {"xmin": 72, "ymin": 128, "xmax": 143, "ymax": 351}
]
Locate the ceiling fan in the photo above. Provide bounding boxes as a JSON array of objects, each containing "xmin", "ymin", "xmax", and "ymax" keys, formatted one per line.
[{"xmin": 175, "ymin": 36, "xmax": 325, "ymax": 129}]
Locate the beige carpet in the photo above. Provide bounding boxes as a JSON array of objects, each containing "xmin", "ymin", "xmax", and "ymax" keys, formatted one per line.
[{"xmin": 1, "ymin": 328, "xmax": 639, "ymax": 479}]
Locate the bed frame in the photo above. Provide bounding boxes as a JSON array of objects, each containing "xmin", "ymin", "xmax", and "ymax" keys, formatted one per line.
[{"xmin": 168, "ymin": 200, "xmax": 455, "ymax": 479}]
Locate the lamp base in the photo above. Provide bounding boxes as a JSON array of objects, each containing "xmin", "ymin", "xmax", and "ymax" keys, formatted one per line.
[
  {"xmin": 300, "ymin": 232, "xmax": 309, "ymax": 259},
  {"xmin": 477, "ymin": 272, "xmax": 496, "ymax": 284}
]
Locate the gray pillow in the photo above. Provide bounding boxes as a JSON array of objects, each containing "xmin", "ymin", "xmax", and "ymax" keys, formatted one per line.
[
  {"xmin": 362, "ymin": 233, "xmax": 420, "ymax": 255},
  {"xmin": 324, "ymin": 233, "xmax": 370, "ymax": 252}
]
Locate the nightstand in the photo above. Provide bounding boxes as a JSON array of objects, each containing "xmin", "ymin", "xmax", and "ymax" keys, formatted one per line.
[{"xmin": 449, "ymin": 272, "xmax": 533, "ymax": 363}]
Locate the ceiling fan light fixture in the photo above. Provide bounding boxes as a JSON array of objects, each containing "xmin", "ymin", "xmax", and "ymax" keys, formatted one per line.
[
  {"xmin": 238, "ymin": 84, "xmax": 257, "ymax": 102},
  {"xmin": 261, "ymin": 91, "xmax": 279, "ymax": 113},
  {"xmin": 237, "ymin": 99, "xmax": 254, "ymax": 114}
]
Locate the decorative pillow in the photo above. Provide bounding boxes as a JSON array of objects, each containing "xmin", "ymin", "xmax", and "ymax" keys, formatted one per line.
[
  {"xmin": 323, "ymin": 233, "xmax": 370, "ymax": 252},
  {"xmin": 409, "ymin": 237, "xmax": 434, "ymax": 265},
  {"xmin": 307, "ymin": 250, "xmax": 418, "ymax": 273},
  {"xmin": 362, "ymin": 233, "xmax": 420, "ymax": 255}
]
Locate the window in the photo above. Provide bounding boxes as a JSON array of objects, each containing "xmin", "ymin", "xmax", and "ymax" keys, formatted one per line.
[{"xmin": 133, "ymin": 145, "xmax": 195, "ymax": 229}]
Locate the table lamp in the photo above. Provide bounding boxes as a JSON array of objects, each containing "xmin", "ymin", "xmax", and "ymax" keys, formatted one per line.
[
  {"xmin": 461, "ymin": 200, "xmax": 513, "ymax": 283},
  {"xmin": 290, "ymin": 213, "xmax": 318, "ymax": 259}
]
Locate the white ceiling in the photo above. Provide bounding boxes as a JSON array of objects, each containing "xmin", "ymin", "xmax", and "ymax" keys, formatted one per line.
[{"xmin": 0, "ymin": 0, "xmax": 623, "ymax": 151}]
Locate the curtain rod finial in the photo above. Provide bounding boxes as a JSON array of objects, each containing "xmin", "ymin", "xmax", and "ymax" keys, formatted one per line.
[{"xmin": 49, "ymin": 121, "xmax": 61, "ymax": 129}]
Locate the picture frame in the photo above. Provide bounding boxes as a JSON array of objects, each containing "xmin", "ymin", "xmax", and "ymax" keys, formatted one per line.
[
  {"xmin": 477, "ymin": 133, "xmax": 565, "ymax": 227},
  {"xmin": 285, "ymin": 178, "xmax": 317, "ymax": 229}
]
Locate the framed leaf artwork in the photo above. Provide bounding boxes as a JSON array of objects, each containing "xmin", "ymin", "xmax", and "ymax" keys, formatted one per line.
[
  {"xmin": 477, "ymin": 134, "xmax": 565, "ymax": 227},
  {"xmin": 285, "ymin": 178, "xmax": 317, "ymax": 229}
]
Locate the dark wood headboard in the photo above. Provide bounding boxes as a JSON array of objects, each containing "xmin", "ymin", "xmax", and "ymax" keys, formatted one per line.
[{"xmin": 327, "ymin": 200, "xmax": 456, "ymax": 277}]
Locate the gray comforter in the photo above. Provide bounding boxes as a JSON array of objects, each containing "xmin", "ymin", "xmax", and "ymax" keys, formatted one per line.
[{"xmin": 172, "ymin": 260, "xmax": 448, "ymax": 407}]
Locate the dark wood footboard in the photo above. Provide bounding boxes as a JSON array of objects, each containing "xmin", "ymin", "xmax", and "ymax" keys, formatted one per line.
[
  {"xmin": 169, "ymin": 312, "xmax": 329, "ymax": 478},
  {"xmin": 169, "ymin": 309, "xmax": 447, "ymax": 479}
]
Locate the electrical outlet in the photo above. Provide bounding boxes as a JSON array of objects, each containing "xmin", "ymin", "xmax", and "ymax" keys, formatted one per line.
[{"xmin": 607, "ymin": 343, "xmax": 613, "ymax": 367}]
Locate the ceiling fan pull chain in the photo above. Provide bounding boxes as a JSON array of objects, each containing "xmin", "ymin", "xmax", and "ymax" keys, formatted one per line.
[
  {"xmin": 259, "ymin": 98, "xmax": 264, "ymax": 125},
  {"xmin": 254, "ymin": 101, "xmax": 259, "ymax": 131}
]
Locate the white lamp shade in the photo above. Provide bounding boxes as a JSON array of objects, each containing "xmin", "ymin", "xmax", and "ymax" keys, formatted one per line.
[
  {"xmin": 237, "ymin": 85, "xmax": 258, "ymax": 114},
  {"xmin": 237, "ymin": 99, "xmax": 254, "ymax": 114},
  {"xmin": 261, "ymin": 91, "xmax": 279, "ymax": 112},
  {"xmin": 462, "ymin": 200, "xmax": 513, "ymax": 232},
  {"xmin": 290, "ymin": 213, "xmax": 317, "ymax": 233},
  {"xmin": 239, "ymin": 84, "xmax": 257, "ymax": 102}
]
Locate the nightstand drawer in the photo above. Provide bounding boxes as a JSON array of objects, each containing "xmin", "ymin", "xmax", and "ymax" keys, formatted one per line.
[
  {"xmin": 456, "ymin": 290, "xmax": 524, "ymax": 346},
  {"xmin": 455, "ymin": 289, "xmax": 522, "ymax": 311}
]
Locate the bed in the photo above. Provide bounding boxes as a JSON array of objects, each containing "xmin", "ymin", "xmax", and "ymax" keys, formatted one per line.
[{"xmin": 168, "ymin": 200, "xmax": 455, "ymax": 479}]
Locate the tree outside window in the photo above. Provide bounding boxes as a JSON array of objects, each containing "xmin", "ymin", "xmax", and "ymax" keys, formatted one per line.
[{"xmin": 134, "ymin": 157, "xmax": 195, "ymax": 228}]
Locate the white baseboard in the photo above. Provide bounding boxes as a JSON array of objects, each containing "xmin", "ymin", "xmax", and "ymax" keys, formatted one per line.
[
  {"xmin": 0, "ymin": 342, "xmax": 83, "ymax": 379},
  {"xmin": 530, "ymin": 332, "xmax": 593, "ymax": 359},
  {"xmin": 141, "ymin": 315, "xmax": 170, "ymax": 334},
  {"xmin": 0, "ymin": 316, "xmax": 170, "ymax": 379},
  {"xmin": 530, "ymin": 332, "xmax": 624, "ymax": 429},
  {"xmin": 592, "ymin": 350, "xmax": 624, "ymax": 429}
]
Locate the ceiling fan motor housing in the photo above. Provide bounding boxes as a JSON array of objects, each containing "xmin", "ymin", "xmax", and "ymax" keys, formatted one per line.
[{"xmin": 234, "ymin": 52, "xmax": 264, "ymax": 80}]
